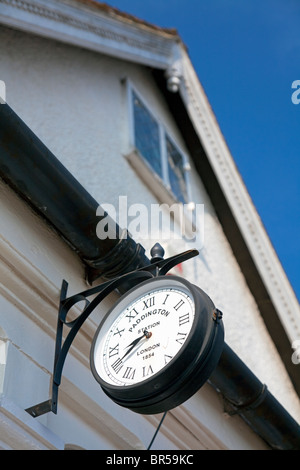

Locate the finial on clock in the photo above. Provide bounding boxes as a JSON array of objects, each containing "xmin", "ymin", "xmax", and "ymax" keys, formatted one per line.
[{"xmin": 150, "ymin": 243, "xmax": 165, "ymax": 263}]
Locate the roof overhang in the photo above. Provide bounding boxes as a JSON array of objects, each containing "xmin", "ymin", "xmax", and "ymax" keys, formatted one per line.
[
  {"xmin": 1, "ymin": 0, "xmax": 299, "ymax": 395},
  {"xmin": 0, "ymin": 0, "xmax": 178, "ymax": 69}
]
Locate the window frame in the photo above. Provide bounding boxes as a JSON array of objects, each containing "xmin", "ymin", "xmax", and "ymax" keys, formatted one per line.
[{"xmin": 126, "ymin": 80, "xmax": 192, "ymax": 206}]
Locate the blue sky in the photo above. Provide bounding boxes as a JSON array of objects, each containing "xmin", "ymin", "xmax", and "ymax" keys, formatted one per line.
[{"xmin": 107, "ymin": 0, "xmax": 300, "ymax": 301}]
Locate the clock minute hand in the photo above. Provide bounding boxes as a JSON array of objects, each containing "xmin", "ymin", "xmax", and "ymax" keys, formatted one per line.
[{"xmin": 121, "ymin": 329, "xmax": 152, "ymax": 361}]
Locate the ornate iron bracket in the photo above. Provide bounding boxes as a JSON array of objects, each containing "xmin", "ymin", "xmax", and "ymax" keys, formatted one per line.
[{"xmin": 25, "ymin": 244, "xmax": 198, "ymax": 418}]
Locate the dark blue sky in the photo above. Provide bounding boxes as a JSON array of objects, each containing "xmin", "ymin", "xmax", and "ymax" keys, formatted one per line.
[{"xmin": 108, "ymin": 0, "xmax": 300, "ymax": 301}]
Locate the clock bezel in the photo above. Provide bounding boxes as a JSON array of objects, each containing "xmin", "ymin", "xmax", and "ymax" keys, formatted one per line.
[{"xmin": 90, "ymin": 275, "xmax": 224, "ymax": 414}]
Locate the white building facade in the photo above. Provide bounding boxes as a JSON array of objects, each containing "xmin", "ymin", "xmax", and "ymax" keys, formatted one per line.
[{"xmin": 0, "ymin": 0, "xmax": 299, "ymax": 450}]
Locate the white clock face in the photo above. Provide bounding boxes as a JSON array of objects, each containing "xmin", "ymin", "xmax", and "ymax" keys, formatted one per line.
[{"xmin": 92, "ymin": 280, "xmax": 195, "ymax": 386}]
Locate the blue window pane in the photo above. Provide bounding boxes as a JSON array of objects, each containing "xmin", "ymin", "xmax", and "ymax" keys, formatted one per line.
[
  {"xmin": 166, "ymin": 136, "xmax": 188, "ymax": 204},
  {"xmin": 132, "ymin": 92, "xmax": 162, "ymax": 178}
]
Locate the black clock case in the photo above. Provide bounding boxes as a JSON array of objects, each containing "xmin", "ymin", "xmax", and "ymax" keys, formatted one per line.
[{"xmin": 90, "ymin": 275, "xmax": 224, "ymax": 415}]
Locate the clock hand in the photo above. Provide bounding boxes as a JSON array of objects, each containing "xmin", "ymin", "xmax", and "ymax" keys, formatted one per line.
[{"xmin": 121, "ymin": 329, "xmax": 152, "ymax": 361}]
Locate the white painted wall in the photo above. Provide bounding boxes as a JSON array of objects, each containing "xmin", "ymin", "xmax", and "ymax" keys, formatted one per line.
[{"xmin": 0, "ymin": 24, "xmax": 298, "ymax": 449}]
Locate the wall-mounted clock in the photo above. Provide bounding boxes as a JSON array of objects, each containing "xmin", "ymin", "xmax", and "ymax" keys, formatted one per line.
[{"xmin": 90, "ymin": 275, "xmax": 224, "ymax": 414}]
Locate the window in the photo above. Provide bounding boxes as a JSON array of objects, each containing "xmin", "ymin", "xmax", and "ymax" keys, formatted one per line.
[
  {"xmin": 132, "ymin": 91, "xmax": 162, "ymax": 179},
  {"xmin": 129, "ymin": 84, "xmax": 191, "ymax": 205},
  {"xmin": 166, "ymin": 135, "xmax": 189, "ymax": 204}
]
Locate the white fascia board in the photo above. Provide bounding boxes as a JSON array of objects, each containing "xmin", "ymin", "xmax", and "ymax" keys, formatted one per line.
[
  {"xmin": 180, "ymin": 52, "xmax": 300, "ymax": 345},
  {"xmin": 0, "ymin": 0, "xmax": 175, "ymax": 69}
]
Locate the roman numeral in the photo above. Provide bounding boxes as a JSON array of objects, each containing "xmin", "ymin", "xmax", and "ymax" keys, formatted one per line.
[
  {"xmin": 176, "ymin": 332, "xmax": 187, "ymax": 345},
  {"xmin": 108, "ymin": 343, "xmax": 119, "ymax": 358},
  {"xmin": 113, "ymin": 327, "xmax": 125, "ymax": 338},
  {"xmin": 179, "ymin": 313, "xmax": 190, "ymax": 326},
  {"xmin": 143, "ymin": 296, "xmax": 155, "ymax": 309},
  {"xmin": 174, "ymin": 299, "xmax": 185, "ymax": 311},
  {"xmin": 123, "ymin": 367, "xmax": 136, "ymax": 380},
  {"xmin": 164, "ymin": 354, "xmax": 173, "ymax": 364},
  {"xmin": 142, "ymin": 365, "xmax": 154, "ymax": 377},
  {"xmin": 162, "ymin": 294, "xmax": 169, "ymax": 305},
  {"xmin": 111, "ymin": 358, "xmax": 123, "ymax": 374},
  {"xmin": 126, "ymin": 307, "xmax": 138, "ymax": 322}
]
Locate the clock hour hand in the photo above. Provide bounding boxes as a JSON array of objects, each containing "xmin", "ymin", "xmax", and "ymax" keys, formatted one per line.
[{"xmin": 121, "ymin": 329, "xmax": 152, "ymax": 361}]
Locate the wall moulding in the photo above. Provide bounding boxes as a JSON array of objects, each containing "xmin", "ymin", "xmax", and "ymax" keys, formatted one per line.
[
  {"xmin": 0, "ymin": 233, "xmax": 97, "ymax": 370},
  {"xmin": 0, "ymin": 396, "xmax": 64, "ymax": 449}
]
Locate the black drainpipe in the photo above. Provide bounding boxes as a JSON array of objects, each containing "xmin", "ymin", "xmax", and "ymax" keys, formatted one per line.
[
  {"xmin": 0, "ymin": 103, "xmax": 149, "ymax": 284},
  {"xmin": 0, "ymin": 104, "xmax": 299, "ymax": 450},
  {"xmin": 209, "ymin": 343, "xmax": 300, "ymax": 450}
]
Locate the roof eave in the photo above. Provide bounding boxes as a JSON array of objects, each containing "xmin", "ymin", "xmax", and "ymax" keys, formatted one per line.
[{"xmin": 0, "ymin": 0, "xmax": 180, "ymax": 69}]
